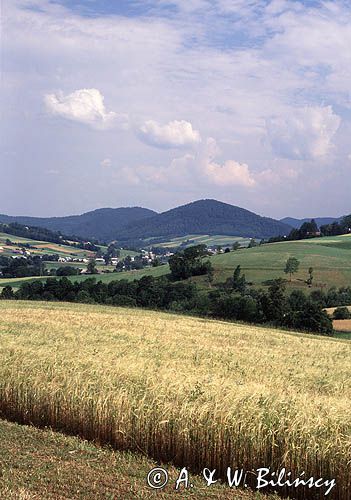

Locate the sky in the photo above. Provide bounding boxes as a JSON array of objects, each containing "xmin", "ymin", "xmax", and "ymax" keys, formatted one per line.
[{"xmin": 1, "ymin": 0, "xmax": 351, "ymax": 218}]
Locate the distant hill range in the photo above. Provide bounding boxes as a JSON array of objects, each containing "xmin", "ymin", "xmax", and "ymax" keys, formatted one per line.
[
  {"xmin": 280, "ymin": 216, "xmax": 341, "ymax": 229},
  {"xmin": 0, "ymin": 199, "xmax": 292, "ymax": 243},
  {"xmin": 0, "ymin": 207, "xmax": 156, "ymax": 242}
]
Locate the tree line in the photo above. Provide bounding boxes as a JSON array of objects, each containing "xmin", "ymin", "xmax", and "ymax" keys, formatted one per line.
[
  {"xmin": 1, "ymin": 271, "xmax": 339, "ymax": 335},
  {"xmin": 265, "ymin": 214, "xmax": 351, "ymax": 243}
]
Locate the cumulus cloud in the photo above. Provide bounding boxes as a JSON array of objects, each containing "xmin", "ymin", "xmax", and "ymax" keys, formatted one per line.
[
  {"xmin": 44, "ymin": 88, "xmax": 124, "ymax": 130},
  {"xmin": 101, "ymin": 158, "xmax": 112, "ymax": 168},
  {"xmin": 119, "ymin": 137, "xmax": 255, "ymax": 189},
  {"xmin": 203, "ymin": 159, "xmax": 255, "ymax": 187},
  {"xmin": 266, "ymin": 106, "xmax": 341, "ymax": 160},
  {"xmin": 138, "ymin": 119, "xmax": 201, "ymax": 149}
]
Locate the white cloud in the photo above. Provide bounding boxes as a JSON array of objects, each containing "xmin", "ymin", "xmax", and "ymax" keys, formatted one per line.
[
  {"xmin": 138, "ymin": 119, "xmax": 201, "ymax": 149},
  {"xmin": 266, "ymin": 106, "xmax": 341, "ymax": 160},
  {"xmin": 119, "ymin": 137, "xmax": 255, "ymax": 189},
  {"xmin": 2, "ymin": 0, "xmax": 351, "ymax": 217},
  {"xmin": 44, "ymin": 88, "xmax": 124, "ymax": 130},
  {"xmin": 203, "ymin": 159, "xmax": 255, "ymax": 187},
  {"xmin": 101, "ymin": 158, "xmax": 112, "ymax": 168}
]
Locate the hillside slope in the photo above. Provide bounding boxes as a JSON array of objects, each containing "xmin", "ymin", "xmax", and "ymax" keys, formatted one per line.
[
  {"xmin": 118, "ymin": 199, "xmax": 292, "ymax": 241},
  {"xmin": 0, "ymin": 207, "xmax": 157, "ymax": 242},
  {"xmin": 1, "ymin": 419, "xmax": 269, "ymax": 499}
]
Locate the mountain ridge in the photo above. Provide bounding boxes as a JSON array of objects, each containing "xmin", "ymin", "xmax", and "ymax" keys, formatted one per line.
[
  {"xmin": 0, "ymin": 207, "xmax": 157, "ymax": 242},
  {"xmin": 0, "ymin": 199, "xmax": 292, "ymax": 243}
]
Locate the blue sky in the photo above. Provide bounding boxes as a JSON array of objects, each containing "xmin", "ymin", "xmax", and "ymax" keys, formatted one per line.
[{"xmin": 1, "ymin": 0, "xmax": 351, "ymax": 218}]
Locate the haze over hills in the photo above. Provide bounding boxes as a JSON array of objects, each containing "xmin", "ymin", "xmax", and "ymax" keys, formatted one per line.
[
  {"xmin": 280, "ymin": 216, "xmax": 341, "ymax": 229},
  {"xmin": 0, "ymin": 207, "xmax": 156, "ymax": 242}
]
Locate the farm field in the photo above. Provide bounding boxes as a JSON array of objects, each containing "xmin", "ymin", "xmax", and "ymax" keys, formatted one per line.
[
  {"xmin": 323, "ymin": 307, "xmax": 351, "ymax": 339},
  {"xmin": 333, "ymin": 319, "xmax": 351, "ymax": 331},
  {"xmin": 151, "ymin": 234, "xmax": 252, "ymax": 249},
  {"xmin": 0, "ymin": 420, "xmax": 278, "ymax": 500},
  {"xmin": 0, "ymin": 232, "xmax": 95, "ymax": 259},
  {"xmin": 0, "ymin": 301, "xmax": 350, "ymax": 499}
]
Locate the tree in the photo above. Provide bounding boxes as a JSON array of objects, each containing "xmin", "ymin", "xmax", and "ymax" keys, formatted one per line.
[
  {"xmin": 87, "ymin": 259, "xmax": 98, "ymax": 274},
  {"xmin": 248, "ymin": 239, "xmax": 257, "ymax": 248},
  {"xmin": 232, "ymin": 265, "xmax": 246, "ymax": 294},
  {"xmin": 56, "ymin": 266, "xmax": 79, "ymax": 276},
  {"xmin": 307, "ymin": 267, "xmax": 314, "ymax": 287},
  {"xmin": 232, "ymin": 242, "xmax": 240, "ymax": 251},
  {"xmin": 333, "ymin": 307, "xmax": 351, "ymax": 320},
  {"xmin": 169, "ymin": 245, "xmax": 211, "ymax": 281},
  {"xmin": 284, "ymin": 257, "xmax": 300, "ymax": 281},
  {"xmin": 0, "ymin": 285, "xmax": 14, "ymax": 299}
]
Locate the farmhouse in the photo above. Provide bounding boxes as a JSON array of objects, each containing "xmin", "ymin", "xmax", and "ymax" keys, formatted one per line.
[{"xmin": 95, "ymin": 258, "xmax": 105, "ymax": 264}]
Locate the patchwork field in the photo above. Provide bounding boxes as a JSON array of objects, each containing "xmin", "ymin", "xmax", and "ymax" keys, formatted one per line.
[
  {"xmin": 0, "ymin": 301, "xmax": 350, "ymax": 499},
  {"xmin": 0, "ymin": 232, "xmax": 95, "ymax": 259},
  {"xmin": 151, "ymin": 234, "xmax": 252, "ymax": 249}
]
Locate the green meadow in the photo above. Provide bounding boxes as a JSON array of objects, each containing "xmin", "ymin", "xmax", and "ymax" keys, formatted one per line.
[{"xmin": 1, "ymin": 233, "xmax": 350, "ymax": 291}]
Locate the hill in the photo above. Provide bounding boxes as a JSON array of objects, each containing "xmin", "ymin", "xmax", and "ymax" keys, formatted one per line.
[
  {"xmin": 0, "ymin": 207, "xmax": 157, "ymax": 242},
  {"xmin": 117, "ymin": 199, "xmax": 292, "ymax": 242},
  {"xmin": 280, "ymin": 216, "xmax": 341, "ymax": 229},
  {"xmin": 200, "ymin": 233, "xmax": 351, "ymax": 289},
  {"xmin": 0, "ymin": 301, "xmax": 349, "ymax": 498}
]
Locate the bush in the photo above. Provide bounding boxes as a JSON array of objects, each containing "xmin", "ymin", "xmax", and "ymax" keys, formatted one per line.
[
  {"xmin": 333, "ymin": 307, "xmax": 351, "ymax": 320},
  {"xmin": 0, "ymin": 286, "xmax": 14, "ymax": 300},
  {"xmin": 56, "ymin": 266, "xmax": 80, "ymax": 276}
]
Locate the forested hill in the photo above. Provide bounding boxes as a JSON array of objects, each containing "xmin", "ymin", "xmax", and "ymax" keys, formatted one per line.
[
  {"xmin": 280, "ymin": 216, "xmax": 341, "ymax": 229},
  {"xmin": 0, "ymin": 200, "xmax": 292, "ymax": 243},
  {"xmin": 117, "ymin": 199, "xmax": 292, "ymax": 241},
  {"xmin": 0, "ymin": 207, "xmax": 157, "ymax": 243}
]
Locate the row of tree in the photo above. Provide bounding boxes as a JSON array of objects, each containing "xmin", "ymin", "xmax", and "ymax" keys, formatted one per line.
[
  {"xmin": 1, "ymin": 272, "xmax": 335, "ymax": 335},
  {"xmin": 266, "ymin": 214, "xmax": 351, "ymax": 244}
]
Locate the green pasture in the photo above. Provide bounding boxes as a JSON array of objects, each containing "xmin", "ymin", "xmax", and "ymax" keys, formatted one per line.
[
  {"xmin": 0, "ymin": 264, "xmax": 169, "ymax": 289},
  {"xmin": 1, "ymin": 233, "xmax": 350, "ymax": 292}
]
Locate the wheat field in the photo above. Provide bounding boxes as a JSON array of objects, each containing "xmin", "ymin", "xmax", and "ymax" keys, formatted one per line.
[{"xmin": 0, "ymin": 301, "xmax": 350, "ymax": 499}]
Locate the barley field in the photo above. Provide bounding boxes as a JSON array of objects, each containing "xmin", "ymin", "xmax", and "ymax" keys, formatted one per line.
[{"xmin": 0, "ymin": 301, "xmax": 350, "ymax": 499}]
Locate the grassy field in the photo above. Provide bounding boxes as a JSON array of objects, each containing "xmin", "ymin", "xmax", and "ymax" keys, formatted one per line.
[
  {"xmin": 0, "ymin": 419, "xmax": 279, "ymax": 499},
  {"xmin": 0, "ymin": 301, "xmax": 350, "ymax": 499},
  {"xmin": 206, "ymin": 234, "xmax": 351, "ymax": 289},
  {"xmin": 0, "ymin": 264, "xmax": 168, "ymax": 289},
  {"xmin": 1, "ymin": 233, "xmax": 350, "ymax": 292}
]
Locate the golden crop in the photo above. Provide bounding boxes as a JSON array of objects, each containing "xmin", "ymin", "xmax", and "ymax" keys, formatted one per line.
[{"xmin": 0, "ymin": 301, "xmax": 350, "ymax": 499}]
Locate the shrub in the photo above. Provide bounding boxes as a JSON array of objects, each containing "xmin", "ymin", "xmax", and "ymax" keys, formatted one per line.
[{"xmin": 333, "ymin": 307, "xmax": 351, "ymax": 320}]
